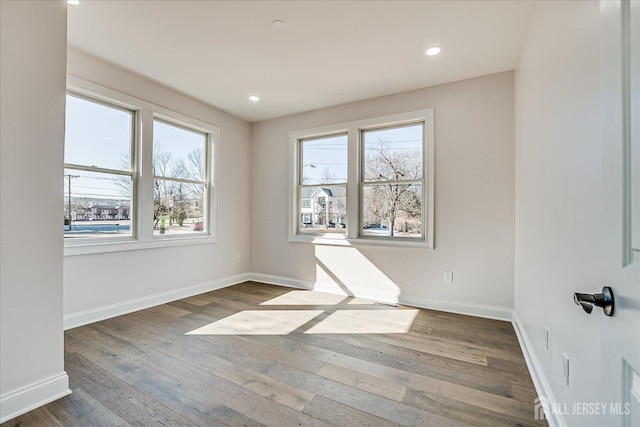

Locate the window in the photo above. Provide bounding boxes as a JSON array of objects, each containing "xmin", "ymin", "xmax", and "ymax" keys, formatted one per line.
[
  {"xmin": 64, "ymin": 94, "xmax": 134, "ymax": 239},
  {"xmin": 290, "ymin": 110, "xmax": 434, "ymax": 248},
  {"xmin": 152, "ymin": 120, "xmax": 207, "ymax": 236},
  {"xmin": 64, "ymin": 79, "xmax": 218, "ymax": 254},
  {"xmin": 297, "ymin": 134, "xmax": 348, "ymax": 234},
  {"xmin": 361, "ymin": 124, "xmax": 423, "ymax": 238}
]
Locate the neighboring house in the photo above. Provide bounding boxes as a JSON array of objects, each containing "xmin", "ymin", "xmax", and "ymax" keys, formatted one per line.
[
  {"xmin": 70, "ymin": 207, "xmax": 87, "ymax": 221},
  {"xmin": 87, "ymin": 205, "xmax": 129, "ymax": 220},
  {"xmin": 300, "ymin": 187, "xmax": 346, "ymax": 228}
]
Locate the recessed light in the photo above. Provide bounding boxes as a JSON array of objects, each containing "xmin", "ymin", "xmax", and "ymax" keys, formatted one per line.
[
  {"xmin": 68, "ymin": 0, "xmax": 80, "ymax": 5},
  {"xmin": 425, "ymin": 47, "xmax": 441, "ymax": 56},
  {"xmin": 249, "ymin": 95, "xmax": 260, "ymax": 102},
  {"xmin": 272, "ymin": 20, "xmax": 287, "ymax": 31}
]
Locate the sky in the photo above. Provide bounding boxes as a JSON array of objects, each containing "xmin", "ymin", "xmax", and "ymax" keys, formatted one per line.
[
  {"xmin": 301, "ymin": 123, "xmax": 423, "ymax": 186},
  {"xmin": 64, "ymin": 95, "xmax": 205, "ymax": 203}
]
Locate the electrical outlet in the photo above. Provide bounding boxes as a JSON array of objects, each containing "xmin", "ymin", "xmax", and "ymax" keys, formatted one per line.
[
  {"xmin": 563, "ymin": 353, "xmax": 570, "ymax": 386},
  {"xmin": 444, "ymin": 271, "xmax": 454, "ymax": 283},
  {"xmin": 235, "ymin": 254, "xmax": 240, "ymax": 264},
  {"xmin": 544, "ymin": 328, "xmax": 550, "ymax": 351}
]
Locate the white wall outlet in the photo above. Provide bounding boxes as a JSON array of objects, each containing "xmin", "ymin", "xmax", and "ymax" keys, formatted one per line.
[
  {"xmin": 544, "ymin": 328, "xmax": 550, "ymax": 351},
  {"xmin": 563, "ymin": 353, "xmax": 570, "ymax": 386},
  {"xmin": 235, "ymin": 254, "xmax": 240, "ymax": 264},
  {"xmin": 444, "ymin": 271, "xmax": 454, "ymax": 283}
]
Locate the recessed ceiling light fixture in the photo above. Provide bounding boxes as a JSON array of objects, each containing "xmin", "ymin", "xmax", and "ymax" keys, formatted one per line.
[
  {"xmin": 68, "ymin": 0, "xmax": 80, "ymax": 5},
  {"xmin": 272, "ymin": 20, "xmax": 288, "ymax": 31},
  {"xmin": 425, "ymin": 46, "xmax": 441, "ymax": 56},
  {"xmin": 249, "ymin": 95, "xmax": 260, "ymax": 102}
]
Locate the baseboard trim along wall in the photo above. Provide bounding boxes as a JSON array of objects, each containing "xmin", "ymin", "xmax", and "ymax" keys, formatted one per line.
[
  {"xmin": 63, "ymin": 273, "xmax": 251, "ymax": 330},
  {"xmin": 400, "ymin": 294, "xmax": 512, "ymax": 322},
  {"xmin": 246, "ymin": 273, "xmax": 315, "ymax": 291},
  {"xmin": 0, "ymin": 373, "xmax": 71, "ymax": 424},
  {"xmin": 511, "ymin": 312, "xmax": 565, "ymax": 427},
  {"xmin": 248, "ymin": 272, "xmax": 513, "ymax": 322}
]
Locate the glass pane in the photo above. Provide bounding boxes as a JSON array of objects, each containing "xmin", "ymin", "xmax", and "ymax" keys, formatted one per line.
[
  {"xmin": 363, "ymin": 124, "xmax": 423, "ymax": 182},
  {"xmin": 301, "ymin": 134, "xmax": 348, "ymax": 185},
  {"xmin": 153, "ymin": 179, "xmax": 205, "ymax": 235},
  {"xmin": 153, "ymin": 120, "xmax": 205, "ymax": 181},
  {"xmin": 63, "ymin": 169, "xmax": 132, "ymax": 238},
  {"xmin": 299, "ymin": 185, "xmax": 347, "ymax": 234},
  {"xmin": 64, "ymin": 95, "xmax": 132, "ymax": 171},
  {"xmin": 362, "ymin": 183, "xmax": 422, "ymax": 238}
]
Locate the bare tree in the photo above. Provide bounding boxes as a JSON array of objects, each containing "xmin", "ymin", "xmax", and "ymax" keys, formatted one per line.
[
  {"xmin": 364, "ymin": 140, "xmax": 422, "ymax": 236},
  {"xmin": 113, "ymin": 146, "xmax": 204, "ymax": 229}
]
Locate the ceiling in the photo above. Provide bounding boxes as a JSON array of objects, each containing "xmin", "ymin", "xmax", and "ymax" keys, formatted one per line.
[{"xmin": 67, "ymin": 1, "xmax": 532, "ymax": 123}]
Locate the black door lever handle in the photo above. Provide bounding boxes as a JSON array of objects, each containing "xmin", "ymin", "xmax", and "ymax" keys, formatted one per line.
[{"xmin": 573, "ymin": 286, "xmax": 614, "ymax": 316}]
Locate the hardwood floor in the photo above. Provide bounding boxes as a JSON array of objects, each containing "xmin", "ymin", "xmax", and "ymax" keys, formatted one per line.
[{"xmin": 2, "ymin": 282, "xmax": 546, "ymax": 426}]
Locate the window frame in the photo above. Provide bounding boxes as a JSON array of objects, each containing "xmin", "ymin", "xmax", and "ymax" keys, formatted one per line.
[
  {"xmin": 64, "ymin": 91, "xmax": 137, "ymax": 243},
  {"xmin": 289, "ymin": 109, "xmax": 434, "ymax": 248},
  {"xmin": 64, "ymin": 76, "xmax": 219, "ymax": 256},
  {"xmin": 151, "ymin": 117, "xmax": 211, "ymax": 240},
  {"xmin": 296, "ymin": 132, "xmax": 349, "ymax": 237}
]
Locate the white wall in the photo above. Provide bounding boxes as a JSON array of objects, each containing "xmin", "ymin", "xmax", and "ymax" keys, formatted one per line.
[
  {"xmin": 63, "ymin": 49, "xmax": 252, "ymax": 323},
  {"xmin": 514, "ymin": 1, "xmax": 603, "ymax": 425},
  {"xmin": 250, "ymin": 72, "xmax": 516, "ymax": 318},
  {"xmin": 0, "ymin": 0, "xmax": 70, "ymax": 421}
]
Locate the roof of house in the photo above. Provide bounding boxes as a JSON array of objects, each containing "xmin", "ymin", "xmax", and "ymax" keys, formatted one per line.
[{"xmin": 300, "ymin": 186, "xmax": 347, "ymax": 198}]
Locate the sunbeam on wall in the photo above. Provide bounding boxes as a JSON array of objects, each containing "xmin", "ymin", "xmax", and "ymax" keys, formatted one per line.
[{"xmin": 314, "ymin": 245, "xmax": 402, "ymax": 303}]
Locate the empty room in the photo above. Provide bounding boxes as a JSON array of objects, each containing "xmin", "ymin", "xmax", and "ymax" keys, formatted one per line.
[{"xmin": 1, "ymin": 0, "xmax": 638, "ymax": 426}]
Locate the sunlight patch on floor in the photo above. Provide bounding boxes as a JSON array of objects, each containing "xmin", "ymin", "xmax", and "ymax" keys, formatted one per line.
[
  {"xmin": 346, "ymin": 297, "xmax": 377, "ymax": 305},
  {"xmin": 259, "ymin": 290, "xmax": 347, "ymax": 306},
  {"xmin": 304, "ymin": 309, "xmax": 419, "ymax": 334},
  {"xmin": 186, "ymin": 310, "xmax": 323, "ymax": 335}
]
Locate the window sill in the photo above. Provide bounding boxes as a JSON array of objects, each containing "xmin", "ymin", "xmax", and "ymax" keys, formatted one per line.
[
  {"xmin": 64, "ymin": 235, "xmax": 218, "ymax": 256},
  {"xmin": 289, "ymin": 235, "xmax": 433, "ymax": 249}
]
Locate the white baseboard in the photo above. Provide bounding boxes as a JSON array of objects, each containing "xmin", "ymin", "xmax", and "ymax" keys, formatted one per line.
[
  {"xmin": 247, "ymin": 272, "xmax": 511, "ymax": 321},
  {"xmin": 313, "ymin": 281, "xmax": 401, "ymax": 305},
  {"xmin": 400, "ymin": 294, "xmax": 512, "ymax": 321},
  {"xmin": 64, "ymin": 273, "xmax": 251, "ymax": 330},
  {"xmin": 247, "ymin": 273, "xmax": 314, "ymax": 290},
  {"xmin": 248, "ymin": 272, "xmax": 401, "ymax": 303},
  {"xmin": 511, "ymin": 312, "xmax": 565, "ymax": 427},
  {"xmin": 0, "ymin": 373, "xmax": 71, "ymax": 424}
]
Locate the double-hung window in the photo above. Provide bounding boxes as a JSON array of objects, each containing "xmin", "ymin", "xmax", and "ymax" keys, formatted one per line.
[
  {"xmin": 361, "ymin": 123, "xmax": 424, "ymax": 238},
  {"xmin": 152, "ymin": 119, "xmax": 208, "ymax": 236},
  {"xmin": 290, "ymin": 110, "xmax": 434, "ymax": 248},
  {"xmin": 64, "ymin": 79, "xmax": 218, "ymax": 253},
  {"xmin": 297, "ymin": 134, "xmax": 348, "ymax": 235},
  {"xmin": 64, "ymin": 94, "xmax": 135, "ymax": 239}
]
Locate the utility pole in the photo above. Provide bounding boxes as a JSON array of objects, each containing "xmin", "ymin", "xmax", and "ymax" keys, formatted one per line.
[{"xmin": 65, "ymin": 174, "xmax": 79, "ymax": 230}]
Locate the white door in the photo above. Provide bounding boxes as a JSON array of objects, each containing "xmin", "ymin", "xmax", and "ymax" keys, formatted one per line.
[{"xmin": 600, "ymin": 1, "xmax": 640, "ymax": 426}]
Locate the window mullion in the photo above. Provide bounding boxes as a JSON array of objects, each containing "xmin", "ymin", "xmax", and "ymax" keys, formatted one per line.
[
  {"xmin": 361, "ymin": 179, "xmax": 422, "ymax": 186},
  {"xmin": 153, "ymin": 176, "xmax": 206, "ymax": 186},
  {"xmin": 63, "ymin": 164, "xmax": 133, "ymax": 176},
  {"xmin": 346, "ymin": 127, "xmax": 359, "ymax": 239},
  {"xmin": 138, "ymin": 109, "xmax": 154, "ymax": 241}
]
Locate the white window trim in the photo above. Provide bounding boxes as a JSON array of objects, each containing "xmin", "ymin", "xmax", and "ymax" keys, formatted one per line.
[
  {"xmin": 289, "ymin": 109, "xmax": 434, "ymax": 249},
  {"xmin": 64, "ymin": 76, "xmax": 219, "ymax": 256}
]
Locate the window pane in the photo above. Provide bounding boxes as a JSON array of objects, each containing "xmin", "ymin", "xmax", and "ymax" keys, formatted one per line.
[
  {"xmin": 153, "ymin": 120, "xmax": 205, "ymax": 181},
  {"xmin": 362, "ymin": 183, "xmax": 422, "ymax": 238},
  {"xmin": 363, "ymin": 124, "xmax": 423, "ymax": 182},
  {"xmin": 153, "ymin": 179, "xmax": 205, "ymax": 235},
  {"xmin": 63, "ymin": 169, "xmax": 132, "ymax": 238},
  {"xmin": 299, "ymin": 185, "xmax": 347, "ymax": 234},
  {"xmin": 64, "ymin": 95, "xmax": 132, "ymax": 171},
  {"xmin": 301, "ymin": 134, "xmax": 348, "ymax": 185}
]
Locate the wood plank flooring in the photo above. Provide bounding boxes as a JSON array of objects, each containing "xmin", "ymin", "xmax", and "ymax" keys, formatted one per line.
[{"xmin": 2, "ymin": 282, "xmax": 547, "ymax": 426}]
